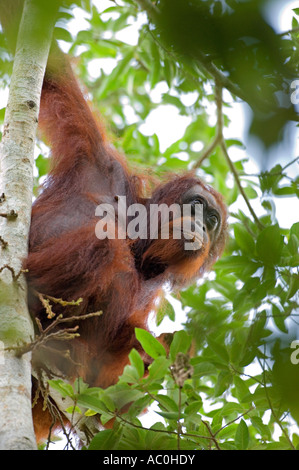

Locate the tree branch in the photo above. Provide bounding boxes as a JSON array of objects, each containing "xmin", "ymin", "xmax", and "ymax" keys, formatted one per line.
[{"xmin": 0, "ymin": 0, "xmax": 59, "ymax": 450}]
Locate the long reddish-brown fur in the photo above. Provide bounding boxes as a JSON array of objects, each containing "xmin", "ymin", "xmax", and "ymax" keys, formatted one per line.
[{"xmin": 22, "ymin": 45, "xmax": 228, "ymax": 442}]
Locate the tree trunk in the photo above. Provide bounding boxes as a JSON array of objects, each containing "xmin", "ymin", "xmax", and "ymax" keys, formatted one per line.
[{"xmin": 0, "ymin": 0, "xmax": 58, "ymax": 450}]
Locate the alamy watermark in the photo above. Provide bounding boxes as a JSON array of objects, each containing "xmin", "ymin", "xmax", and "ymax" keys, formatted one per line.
[
  {"xmin": 290, "ymin": 340, "xmax": 299, "ymax": 365},
  {"xmin": 95, "ymin": 196, "xmax": 204, "ymax": 251},
  {"xmin": 290, "ymin": 80, "xmax": 299, "ymax": 105}
]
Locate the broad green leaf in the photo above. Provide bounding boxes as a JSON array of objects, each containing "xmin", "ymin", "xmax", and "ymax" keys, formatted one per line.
[
  {"xmin": 233, "ymin": 376, "xmax": 251, "ymax": 403},
  {"xmin": 217, "ymin": 402, "xmax": 244, "ymax": 418},
  {"xmin": 185, "ymin": 400, "xmax": 202, "ymax": 416},
  {"xmin": 256, "ymin": 224, "xmax": 284, "ymax": 265},
  {"xmin": 135, "ymin": 328, "xmax": 166, "ymax": 359},
  {"xmin": 147, "ymin": 356, "xmax": 171, "ymax": 383},
  {"xmin": 155, "ymin": 394, "xmax": 178, "ymax": 412},
  {"xmin": 272, "ymin": 304, "xmax": 288, "ymax": 333},
  {"xmin": 235, "ymin": 419, "xmax": 249, "ymax": 450},
  {"xmin": 250, "ymin": 416, "xmax": 271, "ymax": 440},
  {"xmin": 234, "ymin": 224, "xmax": 255, "ymax": 254},
  {"xmin": 155, "ymin": 411, "xmax": 179, "ymax": 420},
  {"xmin": 192, "ymin": 361, "xmax": 218, "ymax": 378},
  {"xmin": 65, "ymin": 405, "xmax": 81, "ymax": 414},
  {"xmin": 129, "ymin": 348, "xmax": 145, "ymax": 379},
  {"xmin": 286, "ymin": 273, "xmax": 299, "ymax": 301},
  {"xmin": 207, "ymin": 337, "xmax": 229, "ymax": 363},
  {"xmin": 169, "ymin": 330, "xmax": 192, "ymax": 361},
  {"xmin": 88, "ymin": 428, "xmax": 122, "ymax": 450},
  {"xmin": 77, "ymin": 394, "xmax": 111, "ymax": 415},
  {"xmin": 48, "ymin": 379, "xmax": 75, "ymax": 399}
]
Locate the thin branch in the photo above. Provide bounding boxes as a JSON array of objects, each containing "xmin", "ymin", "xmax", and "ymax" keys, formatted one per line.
[
  {"xmin": 0, "ymin": 209, "xmax": 18, "ymax": 220},
  {"xmin": 33, "ymin": 290, "xmax": 83, "ymax": 319},
  {"xmin": 12, "ymin": 310, "xmax": 103, "ymax": 358},
  {"xmin": 258, "ymin": 355, "xmax": 295, "ymax": 450},
  {"xmin": 220, "ymin": 141, "xmax": 264, "ymax": 230},
  {"xmin": 282, "ymin": 155, "xmax": 299, "ymax": 172},
  {"xmin": 0, "ymin": 264, "xmax": 27, "ymax": 282},
  {"xmin": 202, "ymin": 420, "xmax": 221, "ymax": 450},
  {"xmin": 278, "ymin": 26, "xmax": 299, "ymax": 37},
  {"xmin": 0, "ymin": 236, "xmax": 7, "ymax": 249},
  {"xmin": 214, "ymin": 406, "xmax": 254, "ymax": 437},
  {"xmin": 177, "ymin": 386, "xmax": 182, "ymax": 450},
  {"xmin": 193, "ymin": 82, "xmax": 264, "ymax": 230},
  {"xmin": 115, "ymin": 411, "xmax": 219, "ymax": 444},
  {"xmin": 192, "ymin": 134, "xmax": 221, "ymax": 170},
  {"xmin": 135, "ymin": 0, "xmax": 160, "ymax": 22},
  {"xmin": 192, "ymin": 80, "xmax": 223, "ymax": 168}
]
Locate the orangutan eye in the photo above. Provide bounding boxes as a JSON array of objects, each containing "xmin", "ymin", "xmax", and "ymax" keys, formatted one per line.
[
  {"xmin": 208, "ymin": 213, "xmax": 219, "ymax": 230},
  {"xmin": 191, "ymin": 196, "xmax": 206, "ymax": 209}
]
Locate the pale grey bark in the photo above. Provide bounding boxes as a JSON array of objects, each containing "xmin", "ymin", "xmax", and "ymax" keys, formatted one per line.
[{"xmin": 0, "ymin": 0, "xmax": 58, "ymax": 450}]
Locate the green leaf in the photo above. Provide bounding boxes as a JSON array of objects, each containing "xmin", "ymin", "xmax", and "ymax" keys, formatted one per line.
[
  {"xmin": 251, "ymin": 416, "xmax": 271, "ymax": 440},
  {"xmin": 288, "ymin": 234, "xmax": 298, "ymax": 255},
  {"xmin": 235, "ymin": 419, "xmax": 249, "ymax": 450},
  {"xmin": 155, "ymin": 411, "xmax": 179, "ymax": 420},
  {"xmin": 290, "ymin": 222, "xmax": 299, "ymax": 239},
  {"xmin": 272, "ymin": 304, "xmax": 288, "ymax": 333},
  {"xmin": 88, "ymin": 428, "xmax": 122, "ymax": 450},
  {"xmin": 147, "ymin": 356, "xmax": 171, "ymax": 383},
  {"xmin": 65, "ymin": 405, "xmax": 82, "ymax": 414},
  {"xmin": 135, "ymin": 328, "xmax": 166, "ymax": 359},
  {"xmin": 149, "ymin": 40, "xmax": 161, "ymax": 88},
  {"xmin": 156, "ymin": 300, "xmax": 175, "ymax": 326},
  {"xmin": 0, "ymin": 107, "xmax": 6, "ymax": 124},
  {"xmin": 286, "ymin": 274, "xmax": 299, "ymax": 301},
  {"xmin": 207, "ymin": 337, "xmax": 229, "ymax": 363},
  {"xmin": 156, "ymin": 394, "xmax": 178, "ymax": 412},
  {"xmin": 48, "ymin": 379, "xmax": 75, "ymax": 399},
  {"xmin": 106, "ymin": 384, "xmax": 143, "ymax": 410},
  {"xmin": 233, "ymin": 376, "xmax": 251, "ymax": 403},
  {"xmin": 35, "ymin": 153, "xmax": 50, "ymax": 178},
  {"xmin": 119, "ymin": 364, "xmax": 140, "ymax": 384},
  {"xmin": 216, "ymin": 402, "xmax": 244, "ymax": 418},
  {"xmin": 256, "ymin": 224, "xmax": 283, "ymax": 265},
  {"xmin": 234, "ymin": 224, "xmax": 255, "ymax": 254},
  {"xmin": 185, "ymin": 400, "xmax": 202, "ymax": 416},
  {"xmin": 77, "ymin": 394, "xmax": 111, "ymax": 415},
  {"xmin": 169, "ymin": 330, "xmax": 192, "ymax": 361},
  {"xmin": 129, "ymin": 348, "xmax": 145, "ymax": 379},
  {"xmin": 192, "ymin": 361, "xmax": 218, "ymax": 378},
  {"xmin": 54, "ymin": 26, "xmax": 73, "ymax": 43}
]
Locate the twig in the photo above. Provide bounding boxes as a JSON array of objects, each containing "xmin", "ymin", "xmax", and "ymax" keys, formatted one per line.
[
  {"xmin": 193, "ymin": 82, "xmax": 264, "ymax": 230},
  {"xmin": 278, "ymin": 26, "xmax": 299, "ymax": 37},
  {"xmin": 0, "ymin": 264, "xmax": 27, "ymax": 281},
  {"xmin": 220, "ymin": 141, "xmax": 264, "ymax": 230},
  {"xmin": 33, "ymin": 290, "xmax": 83, "ymax": 319},
  {"xmin": 258, "ymin": 355, "xmax": 296, "ymax": 450},
  {"xmin": 193, "ymin": 80, "xmax": 223, "ymax": 168},
  {"xmin": 0, "ymin": 236, "xmax": 7, "ymax": 249},
  {"xmin": 177, "ymin": 386, "xmax": 182, "ymax": 450},
  {"xmin": 193, "ymin": 134, "xmax": 221, "ymax": 169},
  {"xmin": 214, "ymin": 406, "xmax": 254, "ymax": 437},
  {"xmin": 115, "ymin": 411, "xmax": 220, "ymax": 444},
  {"xmin": 282, "ymin": 155, "xmax": 299, "ymax": 172},
  {"xmin": 202, "ymin": 420, "xmax": 221, "ymax": 450},
  {"xmin": 13, "ymin": 310, "xmax": 103, "ymax": 358},
  {"xmin": 0, "ymin": 209, "xmax": 18, "ymax": 220}
]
